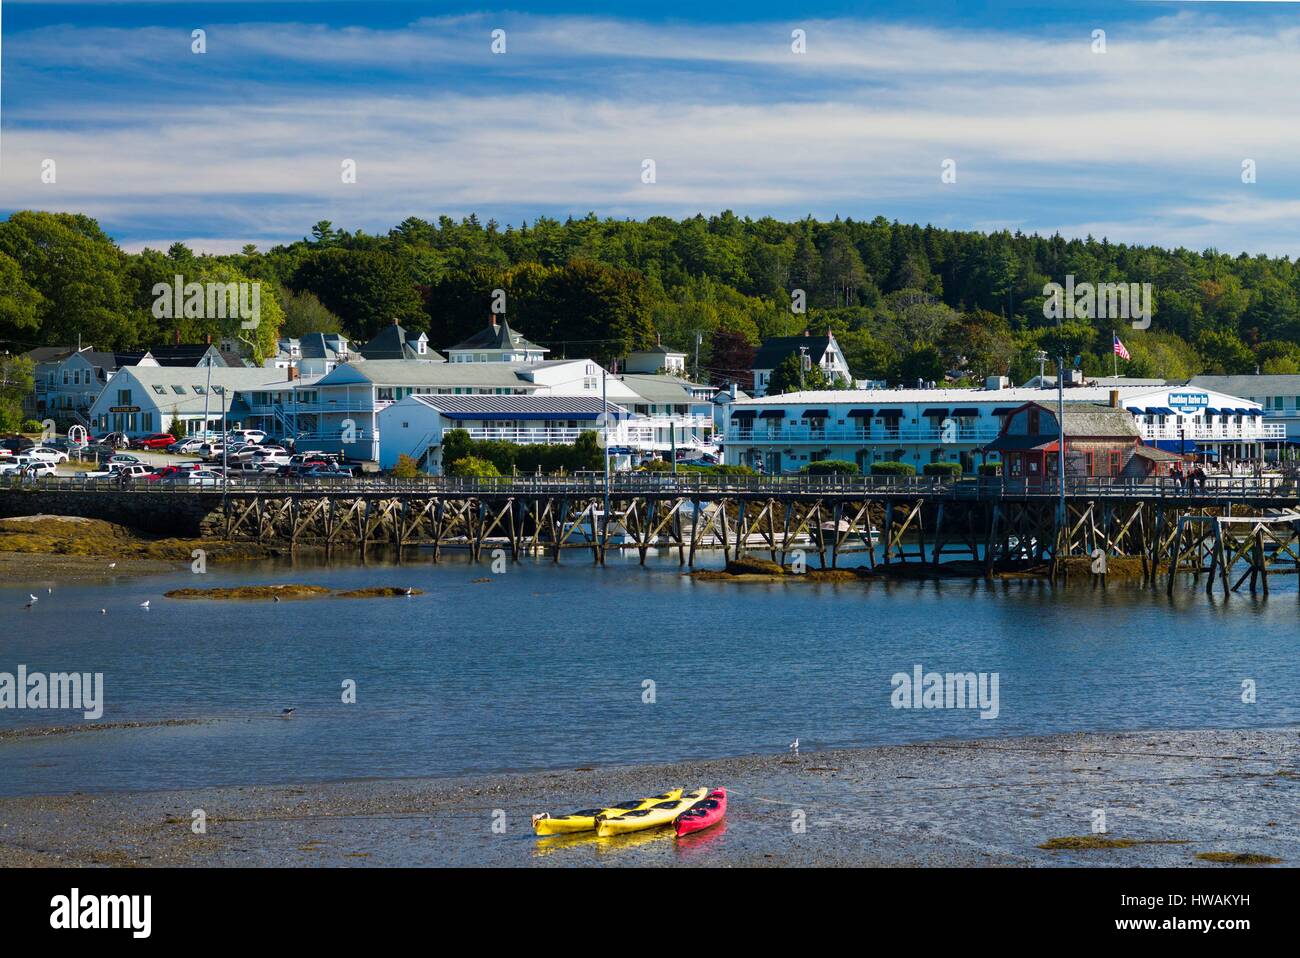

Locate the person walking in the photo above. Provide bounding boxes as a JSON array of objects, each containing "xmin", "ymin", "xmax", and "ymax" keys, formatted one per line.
[{"xmin": 1171, "ymin": 461, "xmax": 1184, "ymax": 492}]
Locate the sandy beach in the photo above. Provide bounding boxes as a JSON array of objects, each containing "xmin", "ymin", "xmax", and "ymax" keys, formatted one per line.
[{"xmin": 1, "ymin": 725, "xmax": 1295, "ymax": 867}]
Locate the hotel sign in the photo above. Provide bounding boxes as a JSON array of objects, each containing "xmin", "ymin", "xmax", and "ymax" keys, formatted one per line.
[
  {"xmin": 1167, "ymin": 391, "xmax": 1208, "ymax": 415},
  {"xmin": 109, "ymin": 406, "xmax": 141, "ymax": 413}
]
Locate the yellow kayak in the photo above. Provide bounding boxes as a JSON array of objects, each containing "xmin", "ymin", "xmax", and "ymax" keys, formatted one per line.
[
  {"xmin": 532, "ymin": 789, "xmax": 683, "ymax": 836},
  {"xmin": 595, "ymin": 788, "xmax": 709, "ymax": 837}
]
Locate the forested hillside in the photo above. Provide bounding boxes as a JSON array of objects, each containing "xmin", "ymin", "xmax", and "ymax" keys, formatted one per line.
[{"xmin": 3, "ymin": 210, "xmax": 1299, "ymax": 390}]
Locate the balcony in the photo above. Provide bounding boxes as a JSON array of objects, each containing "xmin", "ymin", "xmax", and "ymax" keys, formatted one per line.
[
  {"xmin": 725, "ymin": 425, "xmax": 1002, "ymax": 445},
  {"xmin": 455, "ymin": 426, "xmax": 656, "ymax": 445},
  {"xmin": 1138, "ymin": 422, "xmax": 1286, "ymax": 442}
]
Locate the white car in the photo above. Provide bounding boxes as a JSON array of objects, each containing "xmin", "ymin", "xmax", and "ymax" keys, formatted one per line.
[
  {"xmin": 171, "ymin": 438, "xmax": 207, "ymax": 454},
  {"xmin": 166, "ymin": 469, "xmax": 224, "ymax": 487},
  {"xmin": 228, "ymin": 429, "xmax": 266, "ymax": 444},
  {"xmin": 20, "ymin": 460, "xmax": 57, "ymax": 478},
  {"xmin": 0, "ymin": 456, "xmax": 38, "ymax": 475},
  {"xmin": 27, "ymin": 446, "xmax": 68, "ymax": 463}
]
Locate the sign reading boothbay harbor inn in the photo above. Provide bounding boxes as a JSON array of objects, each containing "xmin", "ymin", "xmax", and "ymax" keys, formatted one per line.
[{"xmin": 722, "ymin": 381, "xmax": 1282, "ymax": 475}]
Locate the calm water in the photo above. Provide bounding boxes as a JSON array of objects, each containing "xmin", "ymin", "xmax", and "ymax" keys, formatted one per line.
[{"xmin": 1, "ymin": 551, "xmax": 1297, "ymax": 797}]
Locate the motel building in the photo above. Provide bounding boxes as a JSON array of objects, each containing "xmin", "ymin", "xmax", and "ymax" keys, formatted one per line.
[
  {"xmin": 378, "ymin": 394, "xmax": 637, "ymax": 473},
  {"xmin": 722, "ymin": 383, "xmax": 1272, "ymax": 475}
]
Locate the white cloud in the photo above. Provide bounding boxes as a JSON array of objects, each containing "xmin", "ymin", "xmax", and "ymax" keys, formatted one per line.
[{"xmin": 2, "ymin": 11, "xmax": 1299, "ymax": 253}]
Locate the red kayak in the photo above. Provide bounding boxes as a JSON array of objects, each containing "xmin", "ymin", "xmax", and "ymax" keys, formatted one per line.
[{"xmin": 674, "ymin": 788, "xmax": 727, "ymax": 837}]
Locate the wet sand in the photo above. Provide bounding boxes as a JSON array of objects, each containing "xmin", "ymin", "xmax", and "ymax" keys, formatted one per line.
[{"xmin": 1, "ymin": 726, "xmax": 1296, "ymax": 867}]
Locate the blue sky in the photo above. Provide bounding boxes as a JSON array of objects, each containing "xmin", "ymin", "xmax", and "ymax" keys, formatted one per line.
[{"xmin": 2, "ymin": 1, "xmax": 1299, "ymax": 255}]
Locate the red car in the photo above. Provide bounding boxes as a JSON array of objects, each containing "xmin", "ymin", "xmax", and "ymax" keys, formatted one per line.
[
  {"xmin": 143, "ymin": 465, "xmax": 186, "ymax": 483},
  {"xmin": 132, "ymin": 433, "xmax": 177, "ymax": 450}
]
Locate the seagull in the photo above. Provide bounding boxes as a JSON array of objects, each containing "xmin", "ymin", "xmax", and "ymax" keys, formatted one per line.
[
  {"xmin": 281, "ymin": 707, "xmax": 297, "ymax": 718},
  {"xmin": 273, "ymin": 596, "xmax": 281, "ymax": 603},
  {"xmin": 107, "ymin": 562, "xmax": 116, "ymax": 569},
  {"xmin": 100, "ymin": 609, "xmax": 107, "ymax": 615},
  {"xmin": 47, "ymin": 588, "xmax": 52, "ymax": 594},
  {"xmin": 139, "ymin": 600, "xmax": 150, "ymax": 610},
  {"xmin": 28, "ymin": 594, "xmax": 38, "ymax": 604},
  {"xmin": 789, "ymin": 738, "xmax": 799, "ymax": 755},
  {"xmin": 403, "ymin": 587, "xmax": 415, "ymax": 596}
]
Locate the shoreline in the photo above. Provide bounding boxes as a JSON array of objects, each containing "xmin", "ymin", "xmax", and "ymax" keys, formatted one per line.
[{"xmin": 2, "ymin": 725, "xmax": 1295, "ymax": 867}]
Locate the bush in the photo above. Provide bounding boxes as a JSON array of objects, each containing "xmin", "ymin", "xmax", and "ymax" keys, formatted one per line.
[
  {"xmin": 392, "ymin": 453, "xmax": 420, "ymax": 479},
  {"xmin": 978, "ymin": 462, "xmax": 1002, "ymax": 476},
  {"xmin": 439, "ymin": 428, "xmax": 605, "ymax": 476},
  {"xmin": 676, "ymin": 463, "xmax": 756, "ymax": 476},
  {"xmin": 21, "ymin": 419, "xmax": 43, "ymax": 434},
  {"xmin": 870, "ymin": 460, "xmax": 916, "ymax": 476},
  {"xmin": 922, "ymin": 461, "xmax": 962, "ymax": 477},
  {"xmin": 446, "ymin": 455, "xmax": 501, "ymax": 478},
  {"xmin": 799, "ymin": 459, "xmax": 860, "ymax": 476}
]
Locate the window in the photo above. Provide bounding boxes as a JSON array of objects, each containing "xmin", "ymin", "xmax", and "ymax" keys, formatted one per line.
[
  {"xmin": 152, "ymin": 385, "xmax": 166, "ymax": 395},
  {"xmin": 172, "ymin": 385, "xmax": 185, "ymax": 395},
  {"xmin": 193, "ymin": 385, "xmax": 206, "ymax": 395},
  {"xmin": 62, "ymin": 370, "xmax": 70, "ymax": 385},
  {"xmin": 117, "ymin": 389, "xmax": 131, "ymax": 404}
]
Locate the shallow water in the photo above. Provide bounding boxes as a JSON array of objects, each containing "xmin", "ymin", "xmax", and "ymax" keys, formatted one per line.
[{"xmin": 1, "ymin": 550, "xmax": 1297, "ymax": 797}]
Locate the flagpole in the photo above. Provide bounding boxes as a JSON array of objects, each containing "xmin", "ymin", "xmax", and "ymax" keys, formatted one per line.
[{"xmin": 1112, "ymin": 328, "xmax": 1118, "ymax": 379}]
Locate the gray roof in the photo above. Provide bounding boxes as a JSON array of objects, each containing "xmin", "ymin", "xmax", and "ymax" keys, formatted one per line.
[
  {"xmin": 92, "ymin": 366, "xmax": 290, "ymax": 415},
  {"xmin": 1029, "ymin": 401, "xmax": 1140, "ymax": 437},
  {"xmin": 618, "ymin": 373, "xmax": 696, "ymax": 404},
  {"xmin": 1187, "ymin": 374, "xmax": 1300, "ymax": 395},
  {"xmin": 448, "ymin": 317, "xmax": 546, "ymax": 353},
  {"xmin": 318, "ymin": 360, "xmax": 541, "ymax": 389},
  {"xmin": 405, "ymin": 394, "xmax": 622, "ymax": 419},
  {"xmin": 360, "ymin": 323, "xmax": 439, "ymax": 361},
  {"xmin": 753, "ymin": 334, "xmax": 835, "ymax": 370}
]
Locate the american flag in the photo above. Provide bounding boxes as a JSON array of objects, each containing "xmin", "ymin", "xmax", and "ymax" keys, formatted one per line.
[{"xmin": 1113, "ymin": 334, "xmax": 1130, "ymax": 361}]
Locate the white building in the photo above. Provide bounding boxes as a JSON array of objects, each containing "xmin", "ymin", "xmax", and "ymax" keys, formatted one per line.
[
  {"xmin": 750, "ymin": 331, "xmax": 851, "ymax": 397},
  {"xmin": 86, "ymin": 366, "xmax": 298, "ymax": 438},
  {"xmin": 723, "ymin": 384, "xmax": 1273, "ymax": 474},
  {"xmin": 625, "ymin": 343, "xmax": 687, "ymax": 375},
  {"xmin": 378, "ymin": 394, "xmax": 632, "ymax": 471},
  {"xmin": 1187, "ymin": 375, "xmax": 1300, "ymax": 458},
  {"xmin": 267, "ymin": 332, "xmax": 354, "ymax": 376}
]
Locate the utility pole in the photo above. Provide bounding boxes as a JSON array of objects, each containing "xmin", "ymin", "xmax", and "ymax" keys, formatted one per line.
[
  {"xmin": 694, "ymin": 331, "xmax": 702, "ymax": 383},
  {"xmin": 1057, "ymin": 353, "xmax": 1066, "ymax": 527},
  {"xmin": 601, "ymin": 366, "xmax": 610, "ymax": 549}
]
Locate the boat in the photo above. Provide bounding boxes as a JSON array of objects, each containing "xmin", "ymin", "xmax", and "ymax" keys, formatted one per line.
[
  {"xmin": 674, "ymin": 787, "xmax": 727, "ymax": 837},
  {"xmin": 595, "ymin": 787, "xmax": 709, "ymax": 837},
  {"xmin": 531, "ymin": 788, "xmax": 682, "ymax": 836}
]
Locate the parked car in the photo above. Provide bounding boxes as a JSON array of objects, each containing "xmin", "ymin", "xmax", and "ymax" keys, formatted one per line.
[
  {"xmin": 26, "ymin": 446, "xmax": 68, "ymax": 463},
  {"xmin": 79, "ymin": 462, "xmax": 152, "ymax": 482},
  {"xmin": 301, "ymin": 464, "xmax": 355, "ymax": 479},
  {"xmin": 167, "ymin": 438, "xmax": 207, "ymax": 454},
  {"xmin": 0, "ymin": 435, "xmax": 35, "ymax": 455},
  {"xmin": 108, "ymin": 453, "xmax": 142, "ymax": 465},
  {"xmin": 227, "ymin": 429, "xmax": 266, "ymax": 444},
  {"xmin": 93, "ymin": 432, "xmax": 130, "ymax": 449},
  {"xmin": 162, "ymin": 469, "xmax": 223, "ymax": 487},
  {"xmin": 131, "ymin": 433, "xmax": 177, "ymax": 450},
  {"xmin": 143, "ymin": 465, "xmax": 188, "ymax": 483},
  {"xmin": 19, "ymin": 460, "xmax": 58, "ymax": 479},
  {"xmin": 0, "ymin": 456, "xmax": 38, "ymax": 475}
]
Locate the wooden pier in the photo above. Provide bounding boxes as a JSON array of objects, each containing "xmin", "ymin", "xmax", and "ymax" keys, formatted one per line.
[{"xmin": 3, "ymin": 473, "xmax": 1298, "ymax": 593}]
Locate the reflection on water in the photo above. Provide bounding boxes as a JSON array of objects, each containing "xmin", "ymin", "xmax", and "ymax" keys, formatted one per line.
[{"xmin": 1, "ymin": 550, "xmax": 1297, "ymax": 797}]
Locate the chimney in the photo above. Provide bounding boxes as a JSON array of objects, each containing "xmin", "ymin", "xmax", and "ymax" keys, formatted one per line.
[
  {"xmin": 174, "ymin": 328, "xmax": 182, "ymax": 346},
  {"xmin": 205, "ymin": 333, "xmax": 212, "ymax": 345},
  {"xmin": 730, "ymin": 382, "xmax": 737, "ymax": 399},
  {"xmin": 803, "ymin": 329, "xmax": 809, "ymax": 337},
  {"xmin": 1109, "ymin": 389, "xmax": 1119, "ymax": 408},
  {"xmin": 288, "ymin": 365, "xmax": 298, "ymax": 382},
  {"xmin": 490, "ymin": 315, "xmax": 497, "ymax": 329}
]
